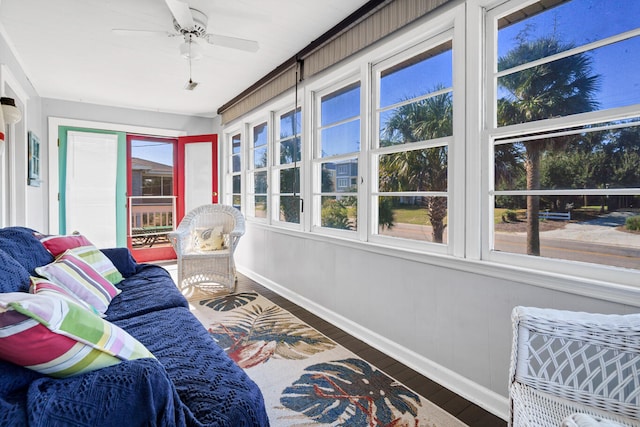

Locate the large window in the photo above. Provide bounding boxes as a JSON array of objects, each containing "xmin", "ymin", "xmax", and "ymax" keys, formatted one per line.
[
  {"xmin": 223, "ymin": 0, "xmax": 639, "ymax": 287},
  {"xmin": 273, "ymin": 107, "xmax": 301, "ymax": 225},
  {"xmin": 488, "ymin": 0, "xmax": 640, "ymax": 274},
  {"xmin": 248, "ymin": 122, "xmax": 269, "ymax": 219},
  {"xmin": 314, "ymin": 82, "xmax": 361, "ymax": 232},
  {"xmin": 373, "ymin": 40, "xmax": 453, "ymax": 246}
]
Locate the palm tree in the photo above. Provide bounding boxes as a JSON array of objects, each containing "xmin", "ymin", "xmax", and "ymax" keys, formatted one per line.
[
  {"xmin": 497, "ymin": 35, "xmax": 599, "ymax": 255},
  {"xmin": 380, "ymin": 89, "xmax": 451, "ymax": 243}
]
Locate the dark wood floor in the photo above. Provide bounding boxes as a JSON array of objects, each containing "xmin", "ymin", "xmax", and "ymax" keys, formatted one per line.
[{"xmin": 235, "ymin": 273, "xmax": 507, "ymax": 427}]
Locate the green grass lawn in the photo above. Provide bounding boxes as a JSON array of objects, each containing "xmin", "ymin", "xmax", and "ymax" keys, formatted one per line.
[{"xmin": 392, "ymin": 205, "xmax": 430, "ymax": 225}]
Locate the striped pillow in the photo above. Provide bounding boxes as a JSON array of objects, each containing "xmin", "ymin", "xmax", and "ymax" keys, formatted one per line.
[
  {"xmin": 39, "ymin": 234, "xmax": 93, "ymax": 256},
  {"xmin": 68, "ymin": 245, "xmax": 123, "ymax": 284},
  {"xmin": 0, "ymin": 292, "xmax": 154, "ymax": 378},
  {"xmin": 39, "ymin": 234, "xmax": 124, "ymax": 284},
  {"xmin": 35, "ymin": 251, "xmax": 122, "ymax": 314},
  {"xmin": 29, "ymin": 276, "xmax": 102, "ymax": 316}
]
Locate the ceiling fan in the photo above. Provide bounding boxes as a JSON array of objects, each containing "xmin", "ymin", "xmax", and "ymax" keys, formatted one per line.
[
  {"xmin": 113, "ymin": 0, "xmax": 259, "ymax": 90},
  {"xmin": 113, "ymin": 0, "xmax": 260, "ymax": 54}
]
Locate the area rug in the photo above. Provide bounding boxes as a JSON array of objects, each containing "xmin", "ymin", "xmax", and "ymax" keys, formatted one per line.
[{"xmin": 188, "ymin": 291, "xmax": 467, "ymax": 427}]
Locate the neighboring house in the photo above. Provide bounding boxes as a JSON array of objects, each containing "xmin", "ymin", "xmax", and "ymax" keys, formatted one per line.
[{"xmin": 130, "ymin": 157, "xmax": 173, "ymax": 229}]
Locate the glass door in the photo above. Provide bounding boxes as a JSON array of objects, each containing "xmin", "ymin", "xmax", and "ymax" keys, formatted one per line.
[{"xmin": 127, "ymin": 135, "xmax": 178, "ymax": 262}]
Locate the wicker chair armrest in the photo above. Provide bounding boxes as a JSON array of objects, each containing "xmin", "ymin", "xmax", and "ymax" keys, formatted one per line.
[{"xmin": 167, "ymin": 230, "xmax": 191, "ymax": 254}]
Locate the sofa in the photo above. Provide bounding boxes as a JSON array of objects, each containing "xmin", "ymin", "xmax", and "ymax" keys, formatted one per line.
[{"xmin": 0, "ymin": 226, "xmax": 269, "ymax": 426}]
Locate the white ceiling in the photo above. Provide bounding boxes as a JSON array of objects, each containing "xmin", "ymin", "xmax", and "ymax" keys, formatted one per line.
[{"xmin": 0, "ymin": 0, "xmax": 370, "ymax": 117}]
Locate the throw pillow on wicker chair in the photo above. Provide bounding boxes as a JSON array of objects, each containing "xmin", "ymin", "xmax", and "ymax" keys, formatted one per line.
[{"xmin": 192, "ymin": 227, "xmax": 224, "ymax": 251}]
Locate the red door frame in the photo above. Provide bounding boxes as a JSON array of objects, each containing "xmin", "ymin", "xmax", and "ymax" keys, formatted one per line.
[{"xmin": 175, "ymin": 134, "xmax": 218, "ymax": 224}]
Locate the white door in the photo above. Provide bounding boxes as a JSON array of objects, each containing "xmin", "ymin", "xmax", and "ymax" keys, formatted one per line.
[
  {"xmin": 65, "ymin": 131, "xmax": 118, "ymax": 248},
  {"xmin": 185, "ymin": 142, "xmax": 214, "ymax": 213}
]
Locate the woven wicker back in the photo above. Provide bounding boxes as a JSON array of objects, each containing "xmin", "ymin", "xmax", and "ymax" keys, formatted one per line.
[
  {"xmin": 177, "ymin": 204, "xmax": 245, "ymax": 237},
  {"xmin": 510, "ymin": 307, "xmax": 640, "ymax": 426}
]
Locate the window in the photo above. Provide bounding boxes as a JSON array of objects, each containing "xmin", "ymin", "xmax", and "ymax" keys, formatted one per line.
[
  {"xmin": 228, "ymin": 132, "xmax": 242, "ymax": 210},
  {"xmin": 372, "ymin": 41, "xmax": 453, "ymax": 246},
  {"xmin": 248, "ymin": 121, "xmax": 269, "ymax": 219},
  {"xmin": 487, "ymin": 0, "xmax": 640, "ymax": 274},
  {"xmin": 314, "ymin": 82, "xmax": 361, "ymax": 232},
  {"xmin": 273, "ymin": 107, "xmax": 301, "ymax": 225}
]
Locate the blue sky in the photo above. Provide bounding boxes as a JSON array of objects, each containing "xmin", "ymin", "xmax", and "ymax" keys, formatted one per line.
[{"xmin": 498, "ymin": 0, "xmax": 640, "ymax": 111}]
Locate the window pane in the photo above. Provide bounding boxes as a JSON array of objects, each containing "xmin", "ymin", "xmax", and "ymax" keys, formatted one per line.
[
  {"xmin": 380, "ymin": 46, "xmax": 452, "ymax": 108},
  {"xmin": 379, "ymin": 147, "xmax": 448, "ymax": 192},
  {"xmin": 495, "ymin": 124, "xmax": 640, "ymax": 191},
  {"xmin": 280, "ymin": 108, "xmax": 301, "ymax": 139},
  {"xmin": 320, "ymin": 120, "xmax": 360, "ymax": 157},
  {"xmin": 498, "ymin": 0, "xmax": 640, "ymax": 67},
  {"xmin": 321, "ymin": 195, "xmax": 357, "ymax": 230},
  {"xmin": 497, "ymin": 0, "xmax": 640, "ymax": 126},
  {"xmin": 322, "ymin": 160, "xmax": 358, "ymax": 193},
  {"xmin": 254, "ymin": 171, "xmax": 267, "ymax": 193},
  {"xmin": 494, "ymin": 196, "xmax": 640, "ymax": 269},
  {"xmin": 232, "ymin": 195, "xmax": 242, "ymax": 210},
  {"xmin": 254, "ymin": 196, "xmax": 267, "ymax": 218},
  {"xmin": 232, "ymin": 175, "xmax": 241, "ymax": 193},
  {"xmin": 279, "ymin": 196, "xmax": 300, "ymax": 223},
  {"xmin": 321, "ymin": 83, "xmax": 360, "ymax": 126},
  {"xmin": 280, "ymin": 167, "xmax": 300, "ymax": 193},
  {"xmin": 254, "ymin": 146, "xmax": 268, "ymax": 168},
  {"xmin": 379, "ymin": 94, "xmax": 452, "ymax": 146},
  {"xmin": 232, "ymin": 154, "xmax": 241, "ymax": 173},
  {"xmin": 232, "ymin": 134, "xmax": 241, "ymax": 154},
  {"xmin": 280, "ymin": 136, "xmax": 301, "ymax": 164},
  {"xmin": 253, "ymin": 122, "xmax": 268, "ymax": 147},
  {"xmin": 377, "ymin": 196, "xmax": 448, "ymax": 244}
]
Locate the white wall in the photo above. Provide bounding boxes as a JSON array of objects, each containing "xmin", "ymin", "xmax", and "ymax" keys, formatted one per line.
[
  {"xmin": 235, "ymin": 223, "xmax": 639, "ymax": 420},
  {"xmin": 0, "ymin": 24, "xmax": 44, "ymax": 230}
]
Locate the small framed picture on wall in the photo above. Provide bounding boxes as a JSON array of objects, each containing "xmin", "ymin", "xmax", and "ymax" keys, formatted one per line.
[{"xmin": 28, "ymin": 131, "xmax": 40, "ymax": 187}]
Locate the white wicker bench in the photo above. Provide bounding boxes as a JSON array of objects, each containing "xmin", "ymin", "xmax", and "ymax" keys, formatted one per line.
[{"xmin": 509, "ymin": 306, "xmax": 640, "ymax": 427}]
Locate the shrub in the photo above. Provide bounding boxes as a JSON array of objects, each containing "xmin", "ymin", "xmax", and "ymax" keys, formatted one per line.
[
  {"xmin": 502, "ymin": 209, "xmax": 518, "ymax": 223},
  {"xmin": 625, "ymin": 215, "xmax": 640, "ymax": 231}
]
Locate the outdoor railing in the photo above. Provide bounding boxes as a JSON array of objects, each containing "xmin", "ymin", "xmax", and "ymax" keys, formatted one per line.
[{"xmin": 128, "ymin": 196, "xmax": 176, "ymax": 247}]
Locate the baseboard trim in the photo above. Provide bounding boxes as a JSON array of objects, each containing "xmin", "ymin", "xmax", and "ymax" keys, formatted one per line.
[{"xmin": 238, "ymin": 267, "xmax": 510, "ymax": 421}]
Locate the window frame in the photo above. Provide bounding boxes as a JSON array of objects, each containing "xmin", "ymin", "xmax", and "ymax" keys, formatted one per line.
[
  {"xmin": 246, "ymin": 119, "xmax": 270, "ymax": 222},
  {"xmin": 311, "ymin": 75, "xmax": 363, "ymax": 238},
  {"xmin": 224, "ymin": 128, "xmax": 243, "ymax": 212},
  {"xmin": 483, "ymin": 0, "xmax": 640, "ymax": 287},
  {"xmin": 369, "ymin": 30, "xmax": 459, "ymax": 255},
  {"xmin": 272, "ymin": 105, "xmax": 303, "ymax": 229}
]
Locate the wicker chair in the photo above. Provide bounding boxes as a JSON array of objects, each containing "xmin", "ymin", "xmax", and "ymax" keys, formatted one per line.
[
  {"xmin": 509, "ymin": 306, "xmax": 640, "ymax": 427},
  {"xmin": 168, "ymin": 204, "xmax": 245, "ymax": 293}
]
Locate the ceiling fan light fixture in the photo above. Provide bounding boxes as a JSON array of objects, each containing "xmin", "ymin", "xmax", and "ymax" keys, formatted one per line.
[{"xmin": 180, "ymin": 35, "xmax": 203, "ymax": 60}]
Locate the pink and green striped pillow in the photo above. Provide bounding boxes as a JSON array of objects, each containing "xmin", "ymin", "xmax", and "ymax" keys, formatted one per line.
[
  {"xmin": 29, "ymin": 276, "xmax": 102, "ymax": 316},
  {"xmin": 38, "ymin": 234, "xmax": 124, "ymax": 285},
  {"xmin": 0, "ymin": 292, "xmax": 154, "ymax": 378},
  {"xmin": 35, "ymin": 251, "xmax": 121, "ymax": 314},
  {"xmin": 68, "ymin": 245, "xmax": 123, "ymax": 284}
]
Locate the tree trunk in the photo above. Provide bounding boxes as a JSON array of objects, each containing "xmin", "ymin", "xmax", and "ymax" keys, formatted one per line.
[
  {"xmin": 426, "ymin": 196, "xmax": 447, "ymax": 244},
  {"xmin": 525, "ymin": 144, "xmax": 541, "ymax": 256}
]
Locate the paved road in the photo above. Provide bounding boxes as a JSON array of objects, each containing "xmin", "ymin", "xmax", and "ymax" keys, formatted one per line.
[{"xmin": 381, "ymin": 212, "xmax": 640, "ymax": 269}]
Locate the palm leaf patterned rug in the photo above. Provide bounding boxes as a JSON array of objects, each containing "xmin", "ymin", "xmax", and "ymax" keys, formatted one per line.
[{"xmin": 188, "ymin": 291, "xmax": 467, "ymax": 427}]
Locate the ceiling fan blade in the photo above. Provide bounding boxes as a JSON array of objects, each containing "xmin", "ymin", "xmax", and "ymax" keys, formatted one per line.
[
  {"xmin": 164, "ymin": 0, "xmax": 194, "ymax": 30},
  {"xmin": 206, "ymin": 34, "xmax": 259, "ymax": 53},
  {"xmin": 112, "ymin": 29, "xmax": 177, "ymax": 37}
]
